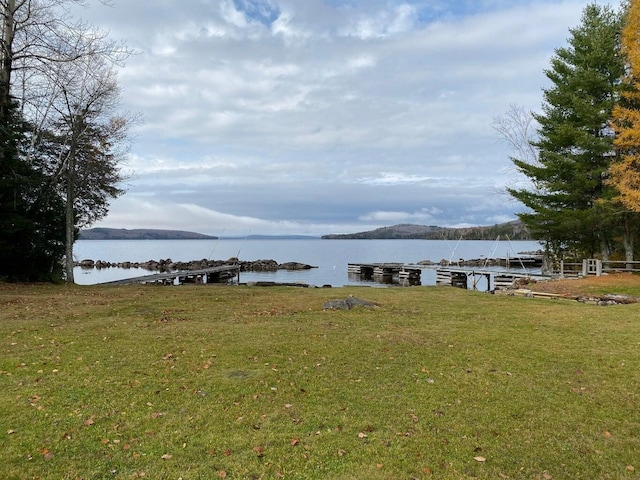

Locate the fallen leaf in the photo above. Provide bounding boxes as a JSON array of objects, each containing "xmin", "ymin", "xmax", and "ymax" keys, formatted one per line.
[
  {"xmin": 40, "ymin": 448, "xmax": 54, "ymax": 460},
  {"xmin": 84, "ymin": 417, "xmax": 95, "ymax": 426},
  {"xmin": 627, "ymin": 466, "xmax": 635, "ymax": 472},
  {"xmin": 337, "ymin": 449, "xmax": 346, "ymax": 457},
  {"xmin": 423, "ymin": 467, "xmax": 432, "ymax": 475},
  {"xmin": 358, "ymin": 432, "xmax": 368, "ymax": 438},
  {"xmin": 218, "ymin": 471, "xmax": 227, "ymax": 479},
  {"xmin": 543, "ymin": 473, "xmax": 553, "ymax": 480},
  {"xmin": 603, "ymin": 431, "xmax": 612, "ymax": 438},
  {"xmin": 224, "ymin": 448, "xmax": 231, "ymax": 456},
  {"xmin": 376, "ymin": 463, "xmax": 383, "ymax": 469},
  {"xmin": 161, "ymin": 454, "xmax": 172, "ymax": 460},
  {"xmin": 291, "ymin": 438, "xmax": 300, "ymax": 446},
  {"xmin": 253, "ymin": 446, "xmax": 264, "ymax": 457},
  {"xmin": 474, "ymin": 456, "xmax": 486, "ymax": 462},
  {"xmin": 7, "ymin": 429, "xmax": 16, "ymax": 435}
]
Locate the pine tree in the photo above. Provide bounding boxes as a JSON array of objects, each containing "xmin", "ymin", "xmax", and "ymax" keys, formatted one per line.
[
  {"xmin": 508, "ymin": 3, "xmax": 625, "ymax": 259},
  {"xmin": 0, "ymin": 100, "xmax": 65, "ymax": 282}
]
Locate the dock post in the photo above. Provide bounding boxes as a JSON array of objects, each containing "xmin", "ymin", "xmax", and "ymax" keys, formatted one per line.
[{"xmin": 451, "ymin": 272, "xmax": 468, "ymax": 289}]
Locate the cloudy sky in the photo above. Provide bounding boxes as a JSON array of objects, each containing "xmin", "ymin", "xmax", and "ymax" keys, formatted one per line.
[{"xmin": 74, "ymin": 0, "xmax": 617, "ymax": 236}]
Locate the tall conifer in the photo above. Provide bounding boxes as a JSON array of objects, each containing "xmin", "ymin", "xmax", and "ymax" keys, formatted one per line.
[{"xmin": 508, "ymin": 4, "xmax": 624, "ymax": 258}]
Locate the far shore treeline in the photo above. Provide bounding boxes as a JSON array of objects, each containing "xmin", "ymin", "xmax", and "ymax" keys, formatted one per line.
[
  {"xmin": 322, "ymin": 220, "xmax": 530, "ymax": 240},
  {"xmin": 80, "ymin": 220, "xmax": 531, "ymax": 241}
]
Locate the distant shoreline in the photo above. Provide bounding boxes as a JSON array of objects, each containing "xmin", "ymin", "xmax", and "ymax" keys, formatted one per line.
[
  {"xmin": 79, "ymin": 228, "xmax": 217, "ymax": 241},
  {"xmin": 80, "ymin": 221, "xmax": 531, "ymax": 241}
]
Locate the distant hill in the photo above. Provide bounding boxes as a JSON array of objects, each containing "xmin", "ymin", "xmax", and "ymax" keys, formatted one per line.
[
  {"xmin": 321, "ymin": 220, "xmax": 531, "ymax": 240},
  {"xmin": 79, "ymin": 228, "xmax": 217, "ymax": 240}
]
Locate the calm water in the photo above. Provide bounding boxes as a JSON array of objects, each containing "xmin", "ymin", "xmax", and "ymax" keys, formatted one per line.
[{"xmin": 73, "ymin": 238, "xmax": 542, "ymax": 287}]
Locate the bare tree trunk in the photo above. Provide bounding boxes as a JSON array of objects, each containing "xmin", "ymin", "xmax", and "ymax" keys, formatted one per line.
[
  {"xmin": 64, "ymin": 119, "xmax": 78, "ymax": 283},
  {"xmin": 599, "ymin": 237, "xmax": 610, "ymax": 263},
  {"xmin": 0, "ymin": 0, "xmax": 16, "ymax": 128},
  {"xmin": 64, "ymin": 155, "xmax": 75, "ymax": 283},
  {"xmin": 623, "ymin": 214, "xmax": 635, "ymax": 271}
]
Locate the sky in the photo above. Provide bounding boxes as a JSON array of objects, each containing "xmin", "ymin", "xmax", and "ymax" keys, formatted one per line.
[{"xmin": 72, "ymin": 0, "xmax": 618, "ymax": 236}]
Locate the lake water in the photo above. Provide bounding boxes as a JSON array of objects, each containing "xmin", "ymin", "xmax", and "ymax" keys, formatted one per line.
[{"xmin": 73, "ymin": 238, "xmax": 542, "ymax": 287}]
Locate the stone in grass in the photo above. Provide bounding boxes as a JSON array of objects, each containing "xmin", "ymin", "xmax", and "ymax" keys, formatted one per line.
[{"xmin": 323, "ymin": 295, "xmax": 378, "ymax": 310}]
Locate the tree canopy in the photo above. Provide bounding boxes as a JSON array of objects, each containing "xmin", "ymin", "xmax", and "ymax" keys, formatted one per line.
[
  {"xmin": 611, "ymin": 0, "xmax": 640, "ymax": 211},
  {"xmin": 507, "ymin": 3, "xmax": 638, "ymax": 260},
  {"xmin": 0, "ymin": 0, "xmax": 132, "ymax": 282}
]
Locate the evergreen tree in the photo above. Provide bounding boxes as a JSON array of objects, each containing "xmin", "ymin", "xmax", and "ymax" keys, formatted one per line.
[
  {"xmin": 508, "ymin": 3, "xmax": 625, "ymax": 259},
  {"xmin": 0, "ymin": 100, "xmax": 65, "ymax": 282},
  {"xmin": 0, "ymin": 2, "xmax": 131, "ymax": 282}
]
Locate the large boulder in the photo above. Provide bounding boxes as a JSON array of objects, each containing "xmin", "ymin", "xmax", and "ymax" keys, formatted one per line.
[
  {"xmin": 323, "ymin": 295, "xmax": 378, "ymax": 310},
  {"xmin": 279, "ymin": 262, "xmax": 316, "ymax": 270}
]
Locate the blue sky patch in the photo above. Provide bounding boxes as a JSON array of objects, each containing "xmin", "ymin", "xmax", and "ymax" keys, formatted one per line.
[{"xmin": 233, "ymin": 0, "xmax": 281, "ymax": 26}]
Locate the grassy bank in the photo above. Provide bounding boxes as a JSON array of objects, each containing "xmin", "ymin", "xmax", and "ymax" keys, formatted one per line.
[{"xmin": 1, "ymin": 282, "xmax": 639, "ymax": 479}]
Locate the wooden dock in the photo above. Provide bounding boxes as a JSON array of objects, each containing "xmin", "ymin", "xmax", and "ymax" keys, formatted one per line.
[
  {"xmin": 99, "ymin": 265, "xmax": 240, "ymax": 286},
  {"xmin": 348, "ymin": 263, "xmax": 422, "ymax": 286},
  {"xmin": 436, "ymin": 267, "xmax": 551, "ymax": 292}
]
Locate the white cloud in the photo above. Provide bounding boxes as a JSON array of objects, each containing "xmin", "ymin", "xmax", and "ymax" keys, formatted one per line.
[{"xmin": 66, "ymin": 0, "xmax": 614, "ymax": 234}]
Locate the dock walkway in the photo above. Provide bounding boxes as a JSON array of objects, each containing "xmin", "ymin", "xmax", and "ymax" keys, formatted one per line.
[
  {"xmin": 348, "ymin": 263, "xmax": 422, "ymax": 286},
  {"xmin": 435, "ymin": 266, "xmax": 551, "ymax": 292},
  {"xmin": 99, "ymin": 265, "xmax": 240, "ymax": 286}
]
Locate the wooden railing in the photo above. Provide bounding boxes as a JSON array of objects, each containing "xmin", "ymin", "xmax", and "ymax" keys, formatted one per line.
[{"xmin": 555, "ymin": 259, "xmax": 640, "ymax": 277}]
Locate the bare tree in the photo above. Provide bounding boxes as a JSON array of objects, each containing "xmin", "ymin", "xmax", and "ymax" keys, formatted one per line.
[
  {"xmin": 492, "ymin": 103, "xmax": 543, "ymax": 197},
  {"xmin": 33, "ymin": 54, "xmax": 133, "ymax": 282},
  {"xmin": 492, "ymin": 104, "xmax": 539, "ymax": 167},
  {"xmin": 1, "ymin": 0, "xmax": 129, "ymax": 154},
  {"xmin": 1, "ymin": 1, "xmax": 134, "ymax": 282}
]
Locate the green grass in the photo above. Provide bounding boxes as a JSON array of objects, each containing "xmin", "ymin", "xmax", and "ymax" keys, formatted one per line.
[{"xmin": 1, "ymin": 283, "xmax": 639, "ymax": 479}]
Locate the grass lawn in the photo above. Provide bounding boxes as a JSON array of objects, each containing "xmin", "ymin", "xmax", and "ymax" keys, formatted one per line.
[{"xmin": 1, "ymin": 281, "xmax": 639, "ymax": 479}]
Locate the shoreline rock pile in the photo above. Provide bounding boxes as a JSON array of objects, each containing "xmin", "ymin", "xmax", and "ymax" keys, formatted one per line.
[{"xmin": 75, "ymin": 258, "xmax": 317, "ymax": 272}]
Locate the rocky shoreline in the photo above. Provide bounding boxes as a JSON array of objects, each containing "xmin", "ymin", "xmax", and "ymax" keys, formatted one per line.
[
  {"xmin": 75, "ymin": 252, "xmax": 543, "ymax": 273},
  {"xmin": 74, "ymin": 258, "xmax": 317, "ymax": 272},
  {"xmin": 417, "ymin": 254, "xmax": 543, "ymax": 268}
]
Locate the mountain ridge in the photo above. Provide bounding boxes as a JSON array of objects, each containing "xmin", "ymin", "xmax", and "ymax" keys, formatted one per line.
[
  {"xmin": 79, "ymin": 228, "xmax": 217, "ymax": 240},
  {"xmin": 321, "ymin": 220, "xmax": 531, "ymax": 240}
]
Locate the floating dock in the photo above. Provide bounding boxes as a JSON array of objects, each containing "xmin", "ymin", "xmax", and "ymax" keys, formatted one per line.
[
  {"xmin": 99, "ymin": 265, "xmax": 240, "ymax": 286},
  {"xmin": 435, "ymin": 267, "xmax": 551, "ymax": 292},
  {"xmin": 348, "ymin": 263, "xmax": 422, "ymax": 286}
]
